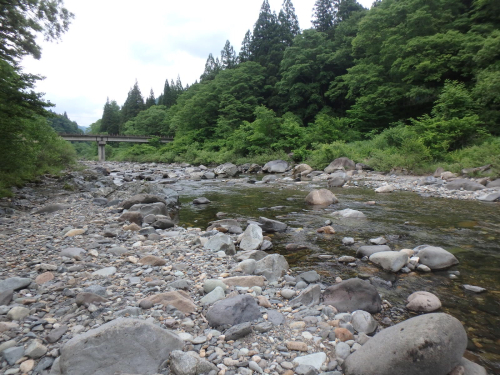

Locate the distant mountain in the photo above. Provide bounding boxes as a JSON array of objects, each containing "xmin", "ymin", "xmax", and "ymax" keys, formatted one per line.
[{"xmin": 78, "ymin": 125, "xmax": 88, "ymax": 133}]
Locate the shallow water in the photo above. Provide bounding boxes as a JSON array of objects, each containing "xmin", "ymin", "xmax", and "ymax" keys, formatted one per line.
[{"xmin": 173, "ymin": 177, "xmax": 500, "ymax": 372}]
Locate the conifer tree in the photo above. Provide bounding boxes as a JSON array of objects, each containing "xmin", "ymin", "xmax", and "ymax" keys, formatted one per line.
[
  {"xmin": 221, "ymin": 40, "xmax": 237, "ymax": 69},
  {"xmin": 145, "ymin": 89, "xmax": 156, "ymax": 109},
  {"xmin": 121, "ymin": 81, "xmax": 145, "ymax": 125},
  {"xmin": 279, "ymin": 0, "xmax": 300, "ymax": 45},
  {"xmin": 100, "ymin": 98, "xmax": 121, "ymax": 134},
  {"xmin": 200, "ymin": 53, "xmax": 221, "ymax": 81},
  {"xmin": 239, "ymin": 30, "xmax": 252, "ymax": 63},
  {"xmin": 312, "ymin": 0, "xmax": 335, "ymax": 33}
]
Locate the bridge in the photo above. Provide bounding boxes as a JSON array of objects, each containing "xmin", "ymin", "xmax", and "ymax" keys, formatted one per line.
[{"xmin": 59, "ymin": 134, "xmax": 173, "ymax": 162}]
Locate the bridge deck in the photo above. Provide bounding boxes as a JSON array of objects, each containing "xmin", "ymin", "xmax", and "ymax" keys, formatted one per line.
[{"xmin": 59, "ymin": 134, "xmax": 173, "ymax": 143}]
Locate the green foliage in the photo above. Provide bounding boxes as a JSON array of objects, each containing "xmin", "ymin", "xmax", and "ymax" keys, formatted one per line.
[
  {"xmin": 100, "ymin": 98, "xmax": 121, "ymax": 134},
  {"xmin": 121, "ymin": 81, "xmax": 145, "ymax": 125},
  {"xmin": 47, "ymin": 111, "xmax": 81, "ymax": 133},
  {"xmin": 306, "ymin": 112, "xmax": 360, "ymax": 145},
  {"xmin": 123, "ymin": 105, "xmax": 170, "ymax": 136}
]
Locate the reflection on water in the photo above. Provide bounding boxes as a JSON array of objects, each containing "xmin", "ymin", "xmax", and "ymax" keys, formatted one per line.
[{"xmin": 174, "ymin": 178, "xmax": 500, "ymax": 372}]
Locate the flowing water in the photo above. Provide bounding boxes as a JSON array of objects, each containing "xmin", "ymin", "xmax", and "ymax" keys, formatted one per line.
[{"xmin": 172, "ymin": 176, "xmax": 500, "ymax": 373}]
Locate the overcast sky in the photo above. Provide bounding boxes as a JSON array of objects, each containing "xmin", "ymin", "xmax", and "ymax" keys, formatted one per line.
[{"xmin": 22, "ymin": 0, "xmax": 373, "ymax": 128}]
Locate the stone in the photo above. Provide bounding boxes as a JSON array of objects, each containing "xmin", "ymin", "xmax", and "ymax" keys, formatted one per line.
[
  {"xmin": 237, "ymin": 259, "xmax": 257, "ymax": 274},
  {"xmin": 139, "ymin": 255, "xmax": 167, "ymax": 266},
  {"xmin": 342, "ymin": 237, "xmax": 355, "ymax": 245},
  {"xmin": 293, "ymin": 164, "xmax": 313, "ymax": 177},
  {"xmin": 462, "ymin": 285, "xmax": 486, "ymax": 293},
  {"xmin": 267, "ymin": 310, "xmax": 285, "ymax": 325},
  {"xmin": 206, "ymin": 294, "xmax": 260, "ymax": 327},
  {"xmin": 193, "ymin": 197, "xmax": 211, "ymax": 204},
  {"xmin": 120, "ymin": 194, "xmax": 166, "ymax": 209},
  {"xmin": 46, "ymin": 325, "xmax": 68, "ymax": 343},
  {"xmin": 35, "ymin": 271, "xmax": 54, "ymax": 284},
  {"xmin": 290, "ymin": 284, "xmax": 321, "ymax": 307},
  {"xmin": 7, "ymin": 306, "xmax": 30, "ymax": 320},
  {"xmin": 324, "ymin": 157, "xmax": 356, "ymax": 173},
  {"xmin": 214, "ymin": 162, "xmax": 238, "ymax": 177},
  {"xmin": 234, "ymin": 250, "xmax": 269, "ymax": 262},
  {"xmin": 33, "ymin": 357, "xmax": 55, "ymax": 373},
  {"xmin": 297, "ymin": 270, "xmax": 320, "ymax": 283},
  {"xmin": 107, "ymin": 246, "xmax": 129, "ymax": 255},
  {"xmin": 356, "ymin": 245, "xmax": 391, "ymax": 258},
  {"xmin": 64, "ymin": 227, "xmax": 87, "ymax": 237},
  {"xmin": 351, "ymin": 310, "xmax": 378, "ymax": 334},
  {"xmin": 225, "ymin": 322, "xmax": 253, "ymax": 341},
  {"xmin": 458, "ymin": 358, "xmax": 488, "ymax": 375},
  {"xmin": 323, "ymin": 278, "xmax": 382, "ymax": 313},
  {"xmin": 0, "ymin": 277, "xmax": 32, "ymax": 293},
  {"xmin": 240, "ymin": 224, "xmax": 264, "ymax": 251},
  {"xmin": 170, "ymin": 350, "xmax": 217, "ymax": 375},
  {"xmin": 60, "ymin": 247, "xmax": 86, "ymax": 259},
  {"xmin": 152, "ymin": 219, "xmax": 175, "ymax": 229},
  {"xmin": 375, "ymin": 185, "xmax": 395, "ymax": 193},
  {"xmin": 331, "ymin": 209, "xmax": 366, "ymax": 219},
  {"xmin": 262, "ymin": 175, "xmax": 277, "ymax": 183},
  {"xmin": 280, "ymin": 289, "xmax": 296, "ymax": 299},
  {"xmin": 293, "ymin": 352, "xmax": 327, "ymax": 370},
  {"xmin": 418, "ymin": 246, "xmax": 459, "ymax": 270},
  {"xmin": 75, "ymin": 292, "xmax": 108, "ymax": 306},
  {"xmin": 335, "ymin": 342, "xmax": 351, "ymax": 359},
  {"xmin": 222, "ymin": 276, "xmax": 265, "ymax": 288},
  {"xmin": 200, "ymin": 286, "xmax": 226, "ymax": 305},
  {"xmin": 446, "ymin": 179, "xmax": 485, "ymax": 191},
  {"xmin": 204, "ymin": 233, "xmax": 236, "ymax": 255},
  {"xmin": 338, "ymin": 256, "xmax": 356, "ymax": 263},
  {"xmin": 486, "ymin": 178, "xmax": 500, "ymax": 188},
  {"xmin": 305, "ymin": 189, "xmax": 339, "ymax": 205},
  {"xmin": 477, "ymin": 192, "xmax": 500, "ymax": 202},
  {"xmin": 406, "ymin": 291, "xmax": 442, "ymax": 312},
  {"xmin": 258, "ymin": 216, "xmax": 287, "ymax": 232},
  {"xmin": 369, "ymin": 251, "xmax": 408, "ymax": 272},
  {"xmin": 203, "ymin": 279, "xmax": 228, "ymax": 293},
  {"xmin": 141, "ymin": 291, "xmax": 196, "ymax": 314},
  {"xmin": 335, "ymin": 327, "xmax": 354, "ymax": 341},
  {"xmin": 207, "ymin": 219, "xmax": 242, "ymax": 232},
  {"xmin": 92, "ymin": 266, "xmax": 117, "ymax": 277},
  {"xmin": 0, "ymin": 290, "xmax": 13, "ymax": 306},
  {"xmin": 20, "ymin": 359, "xmax": 35, "ymax": 373},
  {"xmin": 286, "ymin": 341, "xmax": 308, "ymax": 351},
  {"xmin": 118, "ymin": 211, "xmax": 143, "ymax": 225},
  {"xmin": 33, "ymin": 203, "xmax": 69, "ymax": 214},
  {"xmin": 327, "ymin": 176, "xmax": 347, "ymax": 188},
  {"xmin": 263, "ymin": 160, "xmax": 289, "ymax": 173},
  {"xmin": 128, "ymin": 202, "xmax": 169, "ymax": 217},
  {"xmin": 25, "ymin": 339, "xmax": 47, "ymax": 358},
  {"xmin": 3, "ymin": 346, "xmax": 25, "ymax": 365},
  {"xmin": 344, "ymin": 313, "xmax": 467, "ymax": 375},
  {"xmin": 254, "ymin": 254, "xmax": 289, "ymax": 282},
  {"xmin": 58, "ymin": 318, "xmax": 183, "ymax": 375}
]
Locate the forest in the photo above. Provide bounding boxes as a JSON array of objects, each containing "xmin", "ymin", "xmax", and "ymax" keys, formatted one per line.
[
  {"xmin": 1, "ymin": 0, "xmax": 500, "ymax": 196},
  {"xmin": 83, "ymin": 0, "xmax": 500, "ymax": 175}
]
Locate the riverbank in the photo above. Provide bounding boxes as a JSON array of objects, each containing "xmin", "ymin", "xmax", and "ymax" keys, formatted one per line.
[{"xmin": 0, "ymin": 160, "xmax": 496, "ymax": 375}]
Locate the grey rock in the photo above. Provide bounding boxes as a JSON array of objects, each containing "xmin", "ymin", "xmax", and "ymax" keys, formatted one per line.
[
  {"xmin": 152, "ymin": 219, "xmax": 175, "ymax": 229},
  {"xmin": 324, "ymin": 157, "xmax": 356, "ymax": 173},
  {"xmin": 3, "ymin": 346, "xmax": 25, "ymax": 365},
  {"xmin": 332, "ymin": 209, "xmax": 366, "ymax": 219},
  {"xmin": 305, "ymin": 189, "xmax": 339, "ymax": 205},
  {"xmin": 262, "ymin": 160, "xmax": 288, "ymax": 173},
  {"xmin": 0, "ymin": 290, "xmax": 13, "ymax": 305},
  {"xmin": 356, "ymin": 245, "xmax": 391, "ymax": 258},
  {"xmin": 290, "ymin": 284, "xmax": 321, "ymax": 307},
  {"xmin": 240, "ymin": 224, "xmax": 264, "ymax": 251},
  {"xmin": 369, "ymin": 236, "xmax": 387, "ymax": 245},
  {"xmin": 214, "ymin": 163, "xmax": 238, "ymax": 177},
  {"xmin": 60, "ymin": 247, "xmax": 86, "ymax": 259},
  {"xmin": 486, "ymin": 178, "xmax": 500, "ymax": 188},
  {"xmin": 83, "ymin": 285, "xmax": 107, "ymax": 297},
  {"xmin": 106, "ymin": 246, "xmax": 129, "ymax": 255},
  {"xmin": 249, "ymin": 360, "xmax": 264, "ymax": 374},
  {"xmin": 206, "ymin": 294, "xmax": 260, "ymax": 327},
  {"xmin": 418, "ymin": 246, "xmax": 459, "ymax": 270},
  {"xmin": 115, "ymin": 307, "xmax": 142, "ymax": 317},
  {"xmin": 25, "ymin": 339, "xmax": 47, "ymax": 358},
  {"xmin": 92, "ymin": 267, "xmax": 117, "ymax": 277},
  {"xmin": 262, "ymin": 175, "xmax": 277, "ymax": 183},
  {"xmin": 34, "ymin": 356, "xmax": 55, "ymax": 373},
  {"xmin": 297, "ymin": 270, "xmax": 320, "ymax": 283},
  {"xmin": 280, "ymin": 288, "xmax": 296, "ymax": 299},
  {"xmin": 168, "ymin": 279, "xmax": 192, "ymax": 290},
  {"xmin": 295, "ymin": 364, "xmax": 319, "ymax": 375},
  {"xmin": 344, "ymin": 313, "xmax": 467, "ymax": 375},
  {"xmin": 445, "ymin": 179, "xmax": 485, "ymax": 191},
  {"xmin": 120, "ymin": 194, "xmax": 166, "ymax": 209},
  {"xmin": 225, "ymin": 322, "xmax": 253, "ymax": 341},
  {"xmin": 327, "ymin": 176, "xmax": 347, "ymax": 188},
  {"xmin": 351, "ymin": 310, "xmax": 378, "ymax": 334},
  {"xmin": 0, "ymin": 277, "xmax": 31, "ymax": 294},
  {"xmin": 237, "ymin": 259, "xmax": 257, "ymax": 275},
  {"xmin": 406, "ymin": 291, "xmax": 442, "ymax": 312},
  {"xmin": 267, "ymin": 310, "xmax": 285, "ymax": 325},
  {"xmin": 369, "ymin": 251, "xmax": 408, "ymax": 272},
  {"xmin": 203, "ymin": 279, "xmax": 228, "ymax": 294},
  {"xmin": 170, "ymin": 350, "xmax": 217, "ymax": 375},
  {"xmin": 46, "ymin": 325, "xmax": 68, "ymax": 343},
  {"xmin": 7, "ymin": 306, "xmax": 30, "ymax": 320},
  {"xmin": 234, "ymin": 250, "xmax": 269, "ymax": 262},
  {"xmin": 323, "ymin": 278, "xmax": 382, "ymax": 313},
  {"xmin": 254, "ymin": 322, "xmax": 273, "ymax": 333},
  {"xmin": 342, "ymin": 237, "xmax": 355, "ymax": 245},
  {"xmin": 459, "ymin": 358, "xmax": 487, "ymax": 375},
  {"xmin": 204, "ymin": 233, "xmax": 236, "ymax": 255},
  {"xmin": 33, "ymin": 203, "xmax": 69, "ymax": 214},
  {"xmin": 118, "ymin": 211, "xmax": 143, "ymax": 225},
  {"xmin": 254, "ymin": 254, "xmax": 289, "ymax": 282},
  {"xmin": 128, "ymin": 202, "xmax": 169, "ymax": 217},
  {"xmin": 93, "ymin": 198, "xmax": 108, "ymax": 206},
  {"xmin": 200, "ymin": 286, "xmax": 225, "ymax": 305},
  {"xmin": 462, "ymin": 285, "xmax": 486, "ymax": 293},
  {"xmin": 260, "ymin": 240, "xmax": 273, "ymax": 250},
  {"xmin": 58, "ymin": 318, "xmax": 183, "ymax": 375},
  {"xmin": 477, "ymin": 192, "xmax": 500, "ymax": 202},
  {"xmin": 293, "ymin": 352, "xmax": 327, "ymax": 370},
  {"xmin": 258, "ymin": 217, "xmax": 287, "ymax": 233},
  {"xmin": 335, "ymin": 342, "xmax": 351, "ymax": 359},
  {"xmin": 193, "ymin": 197, "xmax": 211, "ymax": 205}
]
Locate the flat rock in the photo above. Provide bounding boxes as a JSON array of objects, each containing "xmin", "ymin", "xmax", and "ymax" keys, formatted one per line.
[
  {"xmin": 305, "ymin": 189, "xmax": 339, "ymax": 205},
  {"xmin": 344, "ymin": 313, "xmax": 467, "ymax": 375},
  {"xmin": 332, "ymin": 208, "xmax": 366, "ymax": 219},
  {"xmin": 60, "ymin": 247, "xmax": 86, "ymax": 259},
  {"xmin": 375, "ymin": 185, "xmax": 395, "ymax": 193},
  {"xmin": 138, "ymin": 255, "xmax": 166, "ymax": 266},
  {"xmin": 254, "ymin": 254, "xmax": 289, "ymax": 282},
  {"xmin": 224, "ymin": 322, "xmax": 253, "ymax": 341},
  {"xmin": 293, "ymin": 352, "xmax": 327, "ymax": 370},
  {"xmin": 462, "ymin": 285, "xmax": 486, "ymax": 293},
  {"xmin": 7, "ymin": 306, "xmax": 30, "ymax": 321},
  {"xmin": 356, "ymin": 245, "xmax": 391, "ymax": 258},
  {"xmin": 369, "ymin": 251, "xmax": 408, "ymax": 272},
  {"xmin": 193, "ymin": 197, "xmax": 211, "ymax": 204},
  {"xmin": 204, "ymin": 232, "xmax": 236, "ymax": 255},
  {"xmin": 141, "ymin": 291, "xmax": 196, "ymax": 314},
  {"xmin": 58, "ymin": 318, "xmax": 183, "ymax": 375},
  {"xmin": 290, "ymin": 284, "xmax": 321, "ymax": 307},
  {"xmin": 35, "ymin": 272, "xmax": 54, "ymax": 285},
  {"xmin": 0, "ymin": 277, "xmax": 31, "ymax": 294},
  {"xmin": 222, "ymin": 276, "xmax": 265, "ymax": 288},
  {"xmin": 33, "ymin": 203, "xmax": 69, "ymax": 214},
  {"xmin": 258, "ymin": 216, "xmax": 287, "ymax": 232},
  {"xmin": 92, "ymin": 267, "xmax": 117, "ymax": 277},
  {"xmin": 75, "ymin": 292, "xmax": 108, "ymax": 306},
  {"xmin": 418, "ymin": 246, "xmax": 459, "ymax": 270},
  {"xmin": 406, "ymin": 291, "xmax": 442, "ymax": 312},
  {"xmin": 323, "ymin": 278, "xmax": 381, "ymax": 313},
  {"xmin": 240, "ymin": 224, "xmax": 264, "ymax": 251},
  {"xmin": 120, "ymin": 194, "xmax": 166, "ymax": 209},
  {"xmin": 200, "ymin": 286, "xmax": 226, "ymax": 305},
  {"xmin": 446, "ymin": 179, "xmax": 485, "ymax": 191},
  {"xmin": 263, "ymin": 160, "xmax": 288, "ymax": 173}
]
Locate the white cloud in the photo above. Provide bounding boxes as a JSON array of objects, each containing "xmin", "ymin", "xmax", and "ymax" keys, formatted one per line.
[{"xmin": 21, "ymin": 0, "xmax": 373, "ymax": 128}]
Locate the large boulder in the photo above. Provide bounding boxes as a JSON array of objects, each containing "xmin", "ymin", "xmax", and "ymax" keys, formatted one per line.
[
  {"xmin": 120, "ymin": 194, "xmax": 166, "ymax": 209},
  {"xmin": 254, "ymin": 254, "xmax": 289, "ymax": 282},
  {"xmin": 323, "ymin": 278, "xmax": 381, "ymax": 313},
  {"xmin": 324, "ymin": 157, "xmax": 356, "ymax": 173},
  {"xmin": 239, "ymin": 224, "xmax": 264, "ymax": 251},
  {"xmin": 204, "ymin": 233, "xmax": 236, "ymax": 255},
  {"xmin": 262, "ymin": 160, "xmax": 289, "ymax": 173},
  {"xmin": 214, "ymin": 163, "xmax": 238, "ymax": 177},
  {"xmin": 293, "ymin": 164, "xmax": 313, "ymax": 178},
  {"xmin": 417, "ymin": 246, "xmax": 459, "ymax": 270},
  {"xmin": 258, "ymin": 217, "xmax": 287, "ymax": 232},
  {"xmin": 486, "ymin": 178, "xmax": 500, "ymax": 188},
  {"xmin": 344, "ymin": 313, "xmax": 467, "ymax": 375},
  {"xmin": 206, "ymin": 294, "xmax": 261, "ymax": 327},
  {"xmin": 58, "ymin": 318, "xmax": 183, "ymax": 375},
  {"xmin": 369, "ymin": 251, "xmax": 408, "ymax": 272},
  {"xmin": 445, "ymin": 179, "xmax": 485, "ymax": 191},
  {"xmin": 305, "ymin": 189, "xmax": 339, "ymax": 205}
]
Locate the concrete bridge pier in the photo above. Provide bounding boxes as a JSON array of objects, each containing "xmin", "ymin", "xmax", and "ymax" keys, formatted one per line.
[{"xmin": 98, "ymin": 141, "xmax": 106, "ymax": 162}]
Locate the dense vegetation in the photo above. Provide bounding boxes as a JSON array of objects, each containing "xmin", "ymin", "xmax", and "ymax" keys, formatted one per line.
[
  {"xmin": 88, "ymin": 0, "xmax": 499, "ymax": 175},
  {"xmin": 0, "ymin": 0, "xmax": 76, "ymax": 196}
]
